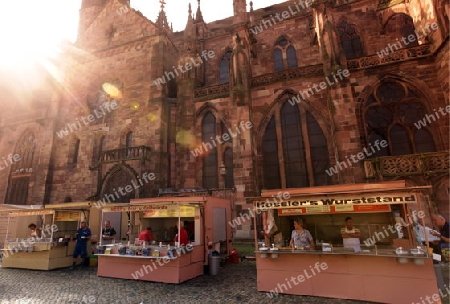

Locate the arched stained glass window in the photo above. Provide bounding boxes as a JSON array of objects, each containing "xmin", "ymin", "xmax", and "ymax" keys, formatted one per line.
[{"xmin": 364, "ymin": 80, "xmax": 436, "ymax": 156}]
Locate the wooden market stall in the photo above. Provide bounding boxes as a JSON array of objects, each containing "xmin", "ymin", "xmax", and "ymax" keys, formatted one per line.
[
  {"xmin": 251, "ymin": 181, "xmax": 442, "ymax": 304},
  {"xmin": 1, "ymin": 202, "xmax": 97, "ymax": 270},
  {"xmin": 96, "ymin": 196, "xmax": 232, "ymax": 283}
]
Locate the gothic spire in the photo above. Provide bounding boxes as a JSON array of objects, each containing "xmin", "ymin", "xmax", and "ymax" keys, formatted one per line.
[
  {"xmin": 195, "ymin": 0, "xmax": 204, "ymax": 22},
  {"xmin": 156, "ymin": 0, "xmax": 170, "ymax": 30}
]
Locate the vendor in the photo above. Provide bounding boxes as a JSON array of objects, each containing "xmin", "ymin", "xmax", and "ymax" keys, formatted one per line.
[
  {"xmin": 101, "ymin": 220, "xmax": 117, "ymax": 245},
  {"xmin": 430, "ymin": 214, "xmax": 449, "ymax": 253},
  {"xmin": 340, "ymin": 217, "xmax": 361, "ymax": 252},
  {"xmin": 289, "ymin": 218, "xmax": 314, "ymax": 250},
  {"xmin": 28, "ymin": 223, "xmax": 41, "ymax": 238},
  {"xmin": 174, "ymin": 223, "xmax": 189, "ymax": 246},
  {"xmin": 138, "ymin": 227, "xmax": 153, "ymax": 243}
]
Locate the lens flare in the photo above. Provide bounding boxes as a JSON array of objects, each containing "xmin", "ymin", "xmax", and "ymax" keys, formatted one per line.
[
  {"xmin": 147, "ymin": 113, "xmax": 157, "ymax": 121},
  {"xmin": 102, "ymin": 82, "xmax": 122, "ymax": 99},
  {"xmin": 176, "ymin": 130, "xmax": 196, "ymax": 149},
  {"xmin": 131, "ymin": 102, "xmax": 140, "ymax": 110}
]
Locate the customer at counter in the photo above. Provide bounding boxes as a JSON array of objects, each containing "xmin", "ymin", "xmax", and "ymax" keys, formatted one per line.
[
  {"xmin": 101, "ymin": 220, "xmax": 117, "ymax": 245},
  {"xmin": 28, "ymin": 223, "xmax": 41, "ymax": 238},
  {"xmin": 340, "ymin": 217, "xmax": 361, "ymax": 252},
  {"xmin": 289, "ymin": 218, "xmax": 314, "ymax": 250},
  {"xmin": 430, "ymin": 214, "xmax": 450, "ymax": 253}
]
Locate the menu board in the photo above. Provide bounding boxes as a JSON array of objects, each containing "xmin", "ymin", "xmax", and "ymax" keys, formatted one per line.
[
  {"xmin": 278, "ymin": 204, "xmax": 391, "ymax": 216},
  {"xmin": 143, "ymin": 206, "xmax": 195, "ymax": 218},
  {"xmin": 54, "ymin": 211, "xmax": 80, "ymax": 221},
  {"xmin": 9, "ymin": 210, "xmax": 54, "ymax": 217}
]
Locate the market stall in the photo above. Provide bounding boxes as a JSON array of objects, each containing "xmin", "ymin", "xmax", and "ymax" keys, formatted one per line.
[
  {"xmin": 251, "ymin": 181, "xmax": 442, "ymax": 304},
  {"xmin": 45, "ymin": 201, "xmax": 100, "ymax": 265},
  {"xmin": 96, "ymin": 196, "xmax": 232, "ymax": 283},
  {"xmin": 1, "ymin": 202, "xmax": 97, "ymax": 270}
]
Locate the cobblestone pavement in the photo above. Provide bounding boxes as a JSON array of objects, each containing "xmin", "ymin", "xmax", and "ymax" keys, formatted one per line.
[{"xmin": 0, "ymin": 261, "xmax": 376, "ymax": 304}]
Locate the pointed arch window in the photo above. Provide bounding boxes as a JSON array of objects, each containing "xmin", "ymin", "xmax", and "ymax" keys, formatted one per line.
[
  {"xmin": 262, "ymin": 117, "xmax": 281, "ymax": 189},
  {"xmin": 274, "ymin": 49, "xmax": 284, "ymax": 71},
  {"xmin": 199, "ymin": 112, "xmax": 234, "ymax": 189},
  {"xmin": 274, "ymin": 37, "xmax": 298, "ymax": 71},
  {"xmin": 336, "ymin": 19, "xmax": 364, "ymax": 59},
  {"xmin": 6, "ymin": 131, "xmax": 36, "ymax": 205},
  {"xmin": 224, "ymin": 148, "xmax": 234, "ymax": 188},
  {"xmin": 220, "ymin": 51, "xmax": 232, "ymax": 83},
  {"xmin": 126, "ymin": 131, "xmax": 132, "ymax": 148},
  {"xmin": 364, "ymin": 80, "xmax": 436, "ymax": 156},
  {"xmin": 202, "ymin": 112, "xmax": 218, "ymax": 188},
  {"xmin": 262, "ymin": 100, "xmax": 330, "ymax": 189},
  {"xmin": 68, "ymin": 138, "xmax": 80, "ymax": 166},
  {"xmin": 92, "ymin": 135, "xmax": 105, "ymax": 165},
  {"xmin": 286, "ymin": 45, "xmax": 298, "ymax": 68},
  {"xmin": 385, "ymin": 14, "xmax": 419, "ymax": 48}
]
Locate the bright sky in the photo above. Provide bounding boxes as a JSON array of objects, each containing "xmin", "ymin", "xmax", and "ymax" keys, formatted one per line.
[
  {"xmin": 0, "ymin": 1, "xmax": 285, "ymax": 57},
  {"xmin": 0, "ymin": 0, "xmax": 286, "ymax": 73}
]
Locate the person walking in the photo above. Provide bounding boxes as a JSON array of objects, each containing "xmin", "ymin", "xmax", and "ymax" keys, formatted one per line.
[{"xmin": 71, "ymin": 221, "xmax": 91, "ymax": 269}]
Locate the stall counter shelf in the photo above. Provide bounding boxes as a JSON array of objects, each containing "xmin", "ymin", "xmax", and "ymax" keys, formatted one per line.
[
  {"xmin": 2, "ymin": 240, "xmax": 74, "ymax": 270},
  {"xmin": 96, "ymin": 245, "xmax": 204, "ymax": 284},
  {"xmin": 255, "ymin": 248, "xmax": 441, "ymax": 304}
]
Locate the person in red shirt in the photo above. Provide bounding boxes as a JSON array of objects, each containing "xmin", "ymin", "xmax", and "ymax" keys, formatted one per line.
[
  {"xmin": 174, "ymin": 224, "xmax": 189, "ymax": 246},
  {"xmin": 138, "ymin": 227, "xmax": 153, "ymax": 243}
]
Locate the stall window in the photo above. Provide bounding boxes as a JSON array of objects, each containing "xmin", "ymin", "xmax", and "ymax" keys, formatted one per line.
[{"xmin": 364, "ymin": 80, "xmax": 436, "ymax": 156}]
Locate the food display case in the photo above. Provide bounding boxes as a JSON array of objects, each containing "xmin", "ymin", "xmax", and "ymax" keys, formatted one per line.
[
  {"xmin": 96, "ymin": 196, "xmax": 232, "ymax": 283},
  {"xmin": 250, "ymin": 181, "xmax": 442, "ymax": 304}
]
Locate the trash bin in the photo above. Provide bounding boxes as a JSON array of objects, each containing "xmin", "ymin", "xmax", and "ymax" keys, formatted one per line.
[{"xmin": 209, "ymin": 251, "xmax": 221, "ymax": 275}]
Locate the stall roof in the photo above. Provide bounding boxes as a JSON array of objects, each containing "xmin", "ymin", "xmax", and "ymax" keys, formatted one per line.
[
  {"xmin": 259, "ymin": 185, "xmax": 432, "ymax": 198},
  {"xmin": 131, "ymin": 196, "xmax": 209, "ymax": 205},
  {"xmin": 44, "ymin": 202, "xmax": 93, "ymax": 210},
  {"xmin": 0, "ymin": 204, "xmax": 43, "ymax": 211}
]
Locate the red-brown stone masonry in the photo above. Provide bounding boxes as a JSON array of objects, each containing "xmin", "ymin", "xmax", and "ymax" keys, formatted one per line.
[{"xmin": 435, "ymin": 40, "xmax": 450, "ymax": 150}]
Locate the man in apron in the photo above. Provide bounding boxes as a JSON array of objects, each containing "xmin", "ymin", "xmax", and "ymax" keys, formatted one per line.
[{"xmin": 341, "ymin": 217, "xmax": 361, "ymax": 252}]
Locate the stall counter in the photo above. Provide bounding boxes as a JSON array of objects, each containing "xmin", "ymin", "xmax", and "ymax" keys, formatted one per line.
[
  {"xmin": 256, "ymin": 250, "xmax": 441, "ymax": 304},
  {"xmin": 96, "ymin": 245, "xmax": 204, "ymax": 283},
  {"xmin": 2, "ymin": 242, "xmax": 74, "ymax": 270}
]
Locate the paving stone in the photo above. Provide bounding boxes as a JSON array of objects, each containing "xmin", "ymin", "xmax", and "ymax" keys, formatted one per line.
[{"xmin": 0, "ymin": 261, "xmax": 375, "ymax": 304}]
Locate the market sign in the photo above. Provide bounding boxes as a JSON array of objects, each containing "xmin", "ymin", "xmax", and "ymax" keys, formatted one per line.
[
  {"xmin": 278, "ymin": 204, "xmax": 391, "ymax": 216},
  {"xmin": 9, "ymin": 210, "xmax": 54, "ymax": 216},
  {"xmin": 254, "ymin": 192, "xmax": 418, "ymax": 211},
  {"xmin": 104, "ymin": 204, "xmax": 176, "ymax": 212}
]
